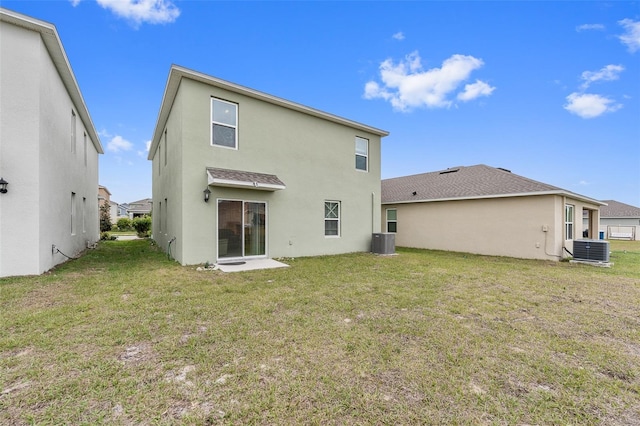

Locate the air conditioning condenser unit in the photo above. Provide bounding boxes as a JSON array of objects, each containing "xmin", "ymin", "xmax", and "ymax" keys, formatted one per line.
[
  {"xmin": 573, "ymin": 239, "xmax": 610, "ymax": 262},
  {"xmin": 372, "ymin": 233, "xmax": 395, "ymax": 255}
]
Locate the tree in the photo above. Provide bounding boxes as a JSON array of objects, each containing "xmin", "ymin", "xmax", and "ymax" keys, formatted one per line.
[{"xmin": 99, "ymin": 202, "xmax": 112, "ymax": 232}]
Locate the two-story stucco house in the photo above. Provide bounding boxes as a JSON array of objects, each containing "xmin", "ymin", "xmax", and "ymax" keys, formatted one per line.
[
  {"xmin": 0, "ymin": 8, "xmax": 103, "ymax": 277},
  {"xmin": 149, "ymin": 65, "xmax": 388, "ymax": 265},
  {"xmin": 382, "ymin": 165, "xmax": 604, "ymax": 261}
]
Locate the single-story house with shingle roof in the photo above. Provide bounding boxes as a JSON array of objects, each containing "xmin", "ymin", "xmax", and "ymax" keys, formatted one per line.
[
  {"xmin": 585, "ymin": 200, "xmax": 640, "ymax": 240},
  {"xmin": 381, "ymin": 164, "xmax": 605, "ymax": 261}
]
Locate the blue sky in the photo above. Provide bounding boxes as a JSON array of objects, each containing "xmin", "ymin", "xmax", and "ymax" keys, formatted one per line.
[{"xmin": 4, "ymin": 1, "xmax": 640, "ymax": 207}]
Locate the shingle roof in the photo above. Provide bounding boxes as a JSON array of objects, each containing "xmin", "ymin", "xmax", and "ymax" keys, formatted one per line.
[
  {"xmin": 207, "ymin": 167, "xmax": 286, "ymax": 191},
  {"xmin": 382, "ymin": 164, "xmax": 603, "ymax": 205},
  {"xmin": 600, "ymin": 200, "xmax": 640, "ymax": 218}
]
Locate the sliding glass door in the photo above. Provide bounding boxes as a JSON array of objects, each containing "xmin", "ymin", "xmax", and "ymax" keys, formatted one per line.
[{"xmin": 217, "ymin": 200, "xmax": 266, "ymax": 259}]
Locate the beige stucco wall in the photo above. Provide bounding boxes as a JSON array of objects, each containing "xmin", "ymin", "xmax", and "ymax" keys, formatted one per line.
[
  {"xmin": 0, "ymin": 19, "xmax": 100, "ymax": 277},
  {"xmin": 152, "ymin": 77, "xmax": 382, "ymax": 265},
  {"xmin": 383, "ymin": 194, "xmax": 599, "ymax": 261}
]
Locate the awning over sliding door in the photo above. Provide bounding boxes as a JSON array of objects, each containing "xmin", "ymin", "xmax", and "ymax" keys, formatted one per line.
[{"xmin": 206, "ymin": 167, "xmax": 286, "ymax": 191}]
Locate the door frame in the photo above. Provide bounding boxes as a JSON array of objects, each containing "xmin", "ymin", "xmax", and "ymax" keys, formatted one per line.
[{"xmin": 216, "ymin": 198, "xmax": 268, "ymax": 261}]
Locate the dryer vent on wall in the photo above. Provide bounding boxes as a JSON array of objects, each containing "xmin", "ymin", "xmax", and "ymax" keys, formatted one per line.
[{"xmin": 573, "ymin": 239, "xmax": 610, "ymax": 262}]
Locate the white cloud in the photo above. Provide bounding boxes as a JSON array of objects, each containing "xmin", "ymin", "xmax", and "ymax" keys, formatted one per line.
[
  {"xmin": 98, "ymin": 128, "xmax": 112, "ymax": 138},
  {"xmin": 392, "ymin": 32, "xmax": 405, "ymax": 41},
  {"xmin": 618, "ymin": 18, "xmax": 640, "ymax": 52},
  {"xmin": 96, "ymin": 0, "xmax": 180, "ymax": 26},
  {"xmin": 457, "ymin": 80, "xmax": 495, "ymax": 102},
  {"xmin": 138, "ymin": 140, "xmax": 151, "ymax": 158},
  {"xmin": 107, "ymin": 135, "xmax": 134, "ymax": 152},
  {"xmin": 580, "ymin": 64, "xmax": 624, "ymax": 89},
  {"xmin": 576, "ymin": 23, "xmax": 605, "ymax": 32},
  {"xmin": 564, "ymin": 93, "xmax": 622, "ymax": 119},
  {"xmin": 69, "ymin": 0, "xmax": 82, "ymax": 6},
  {"xmin": 364, "ymin": 51, "xmax": 494, "ymax": 111}
]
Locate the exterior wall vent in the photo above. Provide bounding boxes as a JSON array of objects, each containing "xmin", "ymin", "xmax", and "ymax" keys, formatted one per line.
[
  {"xmin": 372, "ymin": 233, "xmax": 395, "ymax": 255},
  {"xmin": 573, "ymin": 239, "xmax": 610, "ymax": 262}
]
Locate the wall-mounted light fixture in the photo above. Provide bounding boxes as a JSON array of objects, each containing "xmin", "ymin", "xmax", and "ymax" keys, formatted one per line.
[
  {"xmin": 0, "ymin": 177, "xmax": 8, "ymax": 194},
  {"xmin": 203, "ymin": 187, "xmax": 211, "ymax": 202}
]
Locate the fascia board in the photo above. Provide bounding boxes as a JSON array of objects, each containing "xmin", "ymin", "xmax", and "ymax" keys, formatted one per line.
[
  {"xmin": 382, "ymin": 190, "xmax": 606, "ymax": 206},
  {"xmin": 207, "ymin": 178, "xmax": 285, "ymax": 192}
]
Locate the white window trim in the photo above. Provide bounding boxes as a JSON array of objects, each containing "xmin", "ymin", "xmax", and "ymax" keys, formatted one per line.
[
  {"xmin": 355, "ymin": 136, "xmax": 369, "ymax": 172},
  {"xmin": 386, "ymin": 208, "xmax": 397, "ymax": 233},
  {"xmin": 565, "ymin": 204, "xmax": 574, "ymax": 240},
  {"xmin": 211, "ymin": 98, "xmax": 238, "ymax": 150},
  {"xmin": 324, "ymin": 200, "xmax": 341, "ymax": 238}
]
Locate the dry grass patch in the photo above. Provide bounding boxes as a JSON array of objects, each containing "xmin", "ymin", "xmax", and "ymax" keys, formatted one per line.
[{"xmin": 1, "ymin": 239, "xmax": 639, "ymax": 424}]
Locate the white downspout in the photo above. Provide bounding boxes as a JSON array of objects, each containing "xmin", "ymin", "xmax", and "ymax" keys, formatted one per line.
[{"xmin": 372, "ymin": 192, "xmax": 375, "ymax": 234}]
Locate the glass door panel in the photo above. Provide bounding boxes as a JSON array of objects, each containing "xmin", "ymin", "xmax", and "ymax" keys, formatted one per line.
[
  {"xmin": 244, "ymin": 202, "xmax": 266, "ymax": 257},
  {"xmin": 218, "ymin": 200, "xmax": 242, "ymax": 258},
  {"xmin": 218, "ymin": 200, "xmax": 266, "ymax": 259}
]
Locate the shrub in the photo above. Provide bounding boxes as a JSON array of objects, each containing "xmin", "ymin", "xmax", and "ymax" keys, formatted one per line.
[
  {"xmin": 100, "ymin": 232, "xmax": 116, "ymax": 241},
  {"xmin": 99, "ymin": 203, "xmax": 112, "ymax": 233},
  {"xmin": 132, "ymin": 216, "xmax": 152, "ymax": 238},
  {"xmin": 117, "ymin": 217, "xmax": 133, "ymax": 231}
]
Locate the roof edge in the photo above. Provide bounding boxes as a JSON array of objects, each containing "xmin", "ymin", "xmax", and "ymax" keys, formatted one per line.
[
  {"xmin": 149, "ymin": 64, "xmax": 389, "ymax": 159},
  {"xmin": 382, "ymin": 190, "xmax": 607, "ymax": 206},
  {"xmin": 0, "ymin": 7, "xmax": 103, "ymax": 154}
]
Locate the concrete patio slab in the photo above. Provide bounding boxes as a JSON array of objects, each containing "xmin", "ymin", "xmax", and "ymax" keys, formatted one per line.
[{"xmin": 216, "ymin": 258, "xmax": 289, "ymax": 273}]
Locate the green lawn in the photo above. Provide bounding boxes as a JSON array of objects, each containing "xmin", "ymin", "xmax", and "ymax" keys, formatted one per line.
[{"xmin": 1, "ymin": 240, "xmax": 639, "ymax": 425}]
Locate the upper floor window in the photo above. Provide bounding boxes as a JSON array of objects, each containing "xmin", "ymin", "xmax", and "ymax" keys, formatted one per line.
[
  {"xmin": 355, "ymin": 137, "xmax": 368, "ymax": 171},
  {"xmin": 565, "ymin": 204, "xmax": 574, "ymax": 240},
  {"xmin": 324, "ymin": 201, "xmax": 341, "ymax": 237},
  {"xmin": 212, "ymin": 98, "xmax": 238, "ymax": 149},
  {"xmin": 386, "ymin": 209, "xmax": 397, "ymax": 233}
]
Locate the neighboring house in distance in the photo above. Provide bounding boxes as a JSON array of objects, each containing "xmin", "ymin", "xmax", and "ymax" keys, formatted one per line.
[
  {"xmin": 126, "ymin": 198, "xmax": 152, "ymax": 219},
  {"xmin": 585, "ymin": 200, "xmax": 640, "ymax": 240},
  {"xmin": 381, "ymin": 165, "xmax": 604, "ymax": 261},
  {"xmin": 98, "ymin": 185, "xmax": 111, "ymax": 208},
  {"xmin": 0, "ymin": 8, "xmax": 103, "ymax": 277},
  {"xmin": 109, "ymin": 200, "xmax": 129, "ymax": 224},
  {"xmin": 148, "ymin": 65, "xmax": 388, "ymax": 265}
]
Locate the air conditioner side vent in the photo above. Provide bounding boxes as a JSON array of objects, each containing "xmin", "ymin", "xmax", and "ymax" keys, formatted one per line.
[{"xmin": 573, "ymin": 239, "xmax": 610, "ymax": 262}]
